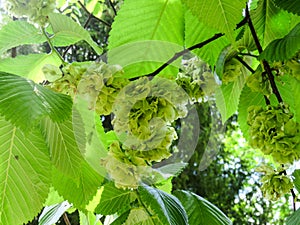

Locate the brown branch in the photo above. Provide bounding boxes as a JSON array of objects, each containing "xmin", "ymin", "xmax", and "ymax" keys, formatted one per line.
[
  {"xmin": 235, "ymin": 55, "xmax": 255, "ymax": 73},
  {"xmin": 63, "ymin": 213, "xmax": 71, "ymax": 225},
  {"xmin": 108, "ymin": 0, "xmax": 117, "ymax": 16},
  {"xmin": 245, "ymin": 5, "xmax": 283, "ymax": 104},
  {"xmin": 78, "ymin": 1, "xmax": 111, "ymax": 27}
]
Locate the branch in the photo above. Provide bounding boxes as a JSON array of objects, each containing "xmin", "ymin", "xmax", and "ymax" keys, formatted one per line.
[
  {"xmin": 108, "ymin": 0, "xmax": 117, "ymax": 16},
  {"xmin": 78, "ymin": 1, "xmax": 111, "ymax": 27},
  {"xmin": 245, "ymin": 5, "xmax": 283, "ymax": 104},
  {"xmin": 141, "ymin": 33, "xmax": 224, "ymax": 79},
  {"xmin": 235, "ymin": 55, "xmax": 255, "ymax": 73}
]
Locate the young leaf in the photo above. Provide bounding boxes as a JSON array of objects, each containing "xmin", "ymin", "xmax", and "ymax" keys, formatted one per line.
[
  {"xmin": 40, "ymin": 118, "xmax": 84, "ymax": 179},
  {"xmin": 107, "ymin": 0, "xmax": 184, "ymax": 78},
  {"xmin": 95, "ymin": 182, "xmax": 133, "ymax": 215},
  {"xmin": 273, "ymin": 0, "xmax": 300, "ymax": 16},
  {"xmin": 0, "ymin": 117, "xmax": 51, "ymax": 225},
  {"xmin": 124, "ymin": 207, "xmax": 162, "ymax": 225},
  {"xmin": 286, "ymin": 208, "xmax": 300, "ymax": 225},
  {"xmin": 0, "ymin": 72, "xmax": 72, "ymax": 132},
  {"xmin": 173, "ymin": 190, "xmax": 232, "ymax": 225},
  {"xmin": 0, "ymin": 53, "xmax": 61, "ymax": 82},
  {"xmin": 38, "ymin": 201, "xmax": 72, "ymax": 225},
  {"xmin": 48, "ymin": 13, "xmax": 102, "ymax": 54},
  {"xmin": 138, "ymin": 185, "xmax": 188, "ymax": 225},
  {"xmin": 259, "ymin": 23, "xmax": 300, "ymax": 61},
  {"xmin": 52, "ymin": 161, "xmax": 104, "ymax": 211},
  {"xmin": 237, "ymin": 85, "xmax": 266, "ymax": 140},
  {"xmin": 79, "ymin": 211, "xmax": 103, "ymax": 225},
  {"xmin": 215, "ymin": 68, "xmax": 247, "ymax": 123},
  {"xmin": 292, "ymin": 169, "xmax": 300, "ymax": 193},
  {"xmin": 182, "ymin": 0, "xmax": 246, "ymax": 44},
  {"xmin": 0, "ymin": 20, "xmax": 46, "ymax": 55}
]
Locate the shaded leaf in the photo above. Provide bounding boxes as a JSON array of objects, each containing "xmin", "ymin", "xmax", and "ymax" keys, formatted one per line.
[
  {"xmin": 95, "ymin": 182, "xmax": 133, "ymax": 215},
  {"xmin": 0, "ymin": 20, "xmax": 46, "ymax": 55},
  {"xmin": 173, "ymin": 190, "xmax": 232, "ymax": 225},
  {"xmin": 48, "ymin": 13, "xmax": 102, "ymax": 54},
  {"xmin": 259, "ymin": 23, "xmax": 300, "ymax": 61},
  {"xmin": 124, "ymin": 207, "xmax": 161, "ymax": 225},
  {"xmin": 0, "ymin": 72, "xmax": 72, "ymax": 132},
  {"xmin": 182, "ymin": 0, "xmax": 246, "ymax": 43},
  {"xmin": 286, "ymin": 208, "xmax": 300, "ymax": 225},
  {"xmin": 0, "ymin": 117, "xmax": 51, "ymax": 225},
  {"xmin": 138, "ymin": 185, "xmax": 188, "ymax": 225},
  {"xmin": 0, "ymin": 53, "xmax": 61, "ymax": 82},
  {"xmin": 273, "ymin": 0, "xmax": 300, "ymax": 16}
]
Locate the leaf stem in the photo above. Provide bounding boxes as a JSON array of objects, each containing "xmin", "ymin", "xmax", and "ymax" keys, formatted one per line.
[
  {"xmin": 108, "ymin": 0, "xmax": 117, "ymax": 16},
  {"xmin": 42, "ymin": 28, "xmax": 66, "ymax": 65},
  {"xmin": 245, "ymin": 5, "xmax": 283, "ymax": 104}
]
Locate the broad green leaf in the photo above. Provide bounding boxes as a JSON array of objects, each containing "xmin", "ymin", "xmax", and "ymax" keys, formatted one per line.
[
  {"xmin": 286, "ymin": 208, "xmax": 300, "ymax": 225},
  {"xmin": 79, "ymin": 211, "xmax": 103, "ymax": 225},
  {"xmin": 273, "ymin": 0, "xmax": 300, "ymax": 16},
  {"xmin": 44, "ymin": 187, "xmax": 64, "ymax": 206},
  {"xmin": 124, "ymin": 208, "xmax": 162, "ymax": 225},
  {"xmin": 95, "ymin": 182, "xmax": 133, "ymax": 215},
  {"xmin": 215, "ymin": 67, "xmax": 247, "ymax": 123},
  {"xmin": 40, "ymin": 118, "xmax": 84, "ymax": 179},
  {"xmin": 48, "ymin": 13, "xmax": 102, "ymax": 54},
  {"xmin": 173, "ymin": 190, "xmax": 232, "ymax": 225},
  {"xmin": 292, "ymin": 169, "xmax": 300, "ymax": 193},
  {"xmin": 237, "ymin": 85, "xmax": 266, "ymax": 140},
  {"xmin": 0, "ymin": 72, "xmax": 72, "ymax": 132},
  {"xmin": 251, "ymin": 0, "xmax": 293, "ymax": 47},
  {"xmin": 259, "ymin": 23, "xmax": 300, "ymax": 61},
  {"xmin": 182, "ymin": 0, "xmax": 246, "ymax": 44},
  {"xmin": 111, "ymin": 210, "xmax": 131, "ymax": 225},
  {"xmin": 138, "ymin": 185, "xmax": 188, "ymax": 225},
  {"xmin": 0, "ymin": 53, "xmax": 61, "ymax": 82},
  {"xmin": 38, "ymin": 201, "xmax": 72, "ymax": 225},
  {"xmin": 0, "ymin": 20, "xmax": 46, "ymax": 55},
  {"xmin": 108, "ymin": 0, "xmax": 184, "ymax": 78},
  {"xmin": 52, "ymin": 161, "xmax": 104, "ymax": 210},
  {"xmin": 0, "ymin": 117, "xmax": 51, "ymax": 225},
  {"xmin": 184, "ymin": 9, "xmax": 229, "ymax": 66}
]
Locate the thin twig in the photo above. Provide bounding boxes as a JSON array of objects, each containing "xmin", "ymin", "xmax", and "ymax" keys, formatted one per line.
[
  {"xmin": 78, "ymin": 1, "xmax": 111, "ymax": 27},
  {"xmin": 108, "ymin": 0, "xmax": 117, "ymax": 16},
  {"xmin": 238, "ymin": 52, "xmax": 258, "ymax": 58},
  {"xmin": 235, "ymin": 55, "xmax": 255, "ymax": 73},
  {"xmin": 63, "ymin": 213, "xmax": 71, "ymax": 225},
  {"xmin": 245, "ymin": 5, "xmax": 283, "ymax": 103},
  {"xmin": 139, "ymin": 33, "xmax": 224, "ymax": 79}
]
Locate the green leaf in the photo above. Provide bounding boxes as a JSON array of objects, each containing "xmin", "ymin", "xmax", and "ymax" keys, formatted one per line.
[
  {"xmin": 0, "ymin": 20, "xmax": 46, "ymax": 55},
  {"xmin": 108, "ymin": 0, "xmax": 184, "ymax": 79},
  {"xmin": 215, "ymin": 68, "xmax": 247, "ymax": 123},
  {"xmin": 138, "ymin": 185, "xmax": 188, "ymax": 225},
  {"xmin": 0, "ymin": 117, "xmax": 51, "ymax": 225},
  {"xmin": 237, "ymin": 85, "xmax": 266, "ymax": 140},
  {"xmin": 286, "ymin": 208, "xmax": 300, "ymax": 225},
  {"xmin": 0, "ymin": 53, "xmax": 61, "ymax": 82},
  {"xmin": 79, "ymin": 211, "xmax": 103, "ymax": 225},
  {"xmin": 259, "ymin": 23, "xmax": 300, "ymax": 61},
  {"xmin": 273, "ymin": 0, "xmax": 300, "ymax": 16},
  {"xmin": 110, "ymin": 210, "xmax": 131, "ymax": 225},
  {"xmin": 184, "ymin": 9, "xmax": 229, "ymax": 66},
  {"xmin": 95, "ymin": 182, "xmax": 133, "ymax": 215},
  {"xmin": 251, "ymin": 0, "xmax": 293, "ymax": 47},
  {"xmin": 38, "ymin": 201, "xmax": 72, "ymax": 225},
  {"xmin": 182, "ymin": 0, "xmax": 246, "ymax": 44},
  {"xmin": 173, "ymin": 190, "xmax": 232, "ymax": 225},
  {"xmin": 289, "ymin": 77, "xmax": 300, "ymax": 123},
  {"xmin": 0, "ymin": 72, "xmax": 72, "ymax": 132},
  {"xmin": 52, "ymin": 161, "xmax": 104, "ymax": 210},
  {"xmin": 48, "ymin": 13, "xmax": 102, "ymax": 54},
  {"xmin": 40, "ymin": 118, "xmax": 84, "ymax": 178},
  {"xmin": 292, "ymin": 169, "xmax": 300, "ymax": 193},
  {"xmin": 124, "ymin": 208, "xmax": 161, "ymax": 225}
]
